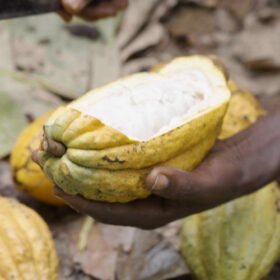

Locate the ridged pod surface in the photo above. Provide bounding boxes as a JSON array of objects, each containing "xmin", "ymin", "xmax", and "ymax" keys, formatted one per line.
[
  {"xmin": 181, "ymin": 81, "xmax": 280, "ymax": 280},
  {"xmin": 219, "ymin": 79, "xmax": 265, "ymax": 140},
  {"xmin": 39, "ymin": 55, "xmax": 231, "ymax": 203},
  {"xmin": 0, "ymin": 197, "xmax": 58, "ymax": 280},
  {"xmin": 10, "ymin": 112, "xmax": 64, "ymax": 205}
]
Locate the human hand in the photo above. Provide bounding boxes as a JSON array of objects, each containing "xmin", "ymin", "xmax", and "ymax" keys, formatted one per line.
[
  {"xmin": 34, "ymin": 105, "xmax": 280, "ymax": 229},
  {"xmin": 52, "ymin": 140, "xmax": 243, "ymax": 229},
  {"xmin": 59, "ymin": 0, "xmax": 128, "ymax": 21}
]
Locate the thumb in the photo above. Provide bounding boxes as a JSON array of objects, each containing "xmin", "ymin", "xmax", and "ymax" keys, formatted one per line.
[
  {"xmin": 62, "ymin": 0, "xmax": 92, "ymax": 13},
  {"xmin": 144, "ymin": 166, "xmax": 204, "ymax": 200}
]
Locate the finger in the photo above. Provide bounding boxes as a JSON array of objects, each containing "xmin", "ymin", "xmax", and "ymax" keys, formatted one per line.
[
  {"xmin": 77, "ymin": 4, "xmax": 118, "ymax": 21},
  {"xmin": 53, "ymin": 186, "xmax": 174, "ymax": 229},
  {"xmin": 146, "ymin": 158, "xmax": 243, "ymax": 208},
  {"xmin": 145, "ymin": 166, "xmax": 205, "ymax": 201},
  {"xmin": 77, "ymin": 0, "xmax": 128, "ymax": 21},
  {"xmin": 61, "ymin": 0, "xmax": 92, "ymax": 13},
  {"xmin": 31, "ymin": 150, "xmax": 43, "ymax": 169},
  {"xmin": 110, "ymin": 0, "xmax": 128, "ymax": 9},
  {"xmin": 57, "ymin": 10, "xmax": 73, "ymax": 22},
  {"xmin": 41, "ymin": 136, "xmax": 66, "ymax": 157}
]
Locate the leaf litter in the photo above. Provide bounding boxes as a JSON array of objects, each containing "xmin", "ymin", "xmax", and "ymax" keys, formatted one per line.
[{"xmin": 1, "ymin": 0, "xmax": 280, "ymax": 279}]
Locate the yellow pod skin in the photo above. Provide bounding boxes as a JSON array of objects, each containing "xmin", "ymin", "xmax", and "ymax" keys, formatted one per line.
[
  {"xmin": 219, "ymin": 79, "xmax": 265, "ymax": 140},
  {"xmin": 10, "ymin": 112, "xmax": 65, "ymax": 205},
  {"xmin": 39, "ymin": 55, "xmax": 231, "ymax": 203},
  {"xmin": 181, "ymin": 182, "xmax": 280, "ymax": 280},
  {"xmin": 181, "ymin": 81, "xmax": 280, "ymax": 280},
  {"xmin": 0, "ymin": 197, "xmax": 58, "ymax": 280}
]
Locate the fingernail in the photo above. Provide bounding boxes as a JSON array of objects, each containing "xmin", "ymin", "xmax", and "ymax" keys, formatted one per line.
[
  {"xmin": 150, "ymin": 174, "xmax": 169, "ymax": 191},
  {"xmin": 65, "ymin": 0, "xmax": 79, "ymax": 9},
  {"xmin": 31, "ymin": 150, "xmax": 39, "ymax": 163},
  {"xmin": 42, "ymin": 138, "xmax": 66, "ymax": 157},
  {"xmin": 42, "ymin": 139, "xmax": 48, "ymax": 151},
  {"xmin": 65, "ymin": 0, "xmax": 90, "ymax": 12}
]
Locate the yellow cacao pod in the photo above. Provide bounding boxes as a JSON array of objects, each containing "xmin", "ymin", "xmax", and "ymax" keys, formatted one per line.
[
  {"xmin": 39, "ymin": 55, "xmax": 231, "ymax": 203},
  {"xmin": 10, "ymin": 112, "xmax": 65, "ymax": 205},
  {"xmin": 181, "ymin": 80, "xmax": 280, "ymax": 280},
  {"xmin": 219, "ymin": 79, "xmax": 265, "ymax": 140},
  {"xmin": 0, "ymin": 197, "xmax": 58, "ymax": 279}
]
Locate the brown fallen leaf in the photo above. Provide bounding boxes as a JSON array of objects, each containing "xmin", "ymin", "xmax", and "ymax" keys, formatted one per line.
[
  {"xmin": 6, "ymin": 15, "xmax": 93, "ymax": 100},
  {"xmin": 164, "ymin": 5, "xmax": 217, "ymax": 47},
  {"xmin": 151, "ymin": 0, "xmax": 179, "ymax": 22},
  {"xmin": 0, "ymin": 92, "xmax": 28, "ymax": 159},
  {"xmin": 117, "ymin": 0, "xmax": 161, "ymax": 49},
  {"xmin": 180, "ymin": 0, "xmax": 219, "ymax": 8},
  {"xmin": 73, "ymin": 223, "xmax": 120, "ymax": 280},
  {"xmin": 214, "ymin": 53, "xmax": 280, "ymax": 103},
  {"xmin": 256, "ymin": 6, "xmax": 279, "ymax": 23},
  {"xmin": 117, "ymin": 229, "xmax": 189, "ymax": 280},
  {"xmin": 51, "ymin": 214, "xmax": 190, "ymax": 280},
  {"xmin": 232, "ymin": 19, "xmax": 280, "ymax": 71},
  {"xmin": 219, "ymin": 0, "xmax": 255, "ymax": 21},
  {"xmin": 0, "ymin": 162, "xmax": 17, "ymax": 197},
  {"xmin": 156, "ymin": 220, "xmax": 184, "ymax": 251},
  {"xmin": 121, "ymin": 23, "xmax": 166, "ymax": 62},
  {"xmin": 122, "ymin": 57, "xmax": 159, "ymax": 76},
  {"xmin": 0, "ymin": 69, "xmax": 64, "ymax": 118},
  {"xmin": 215, "ymin": 7, "xmax": 239, "ymax": 33}
]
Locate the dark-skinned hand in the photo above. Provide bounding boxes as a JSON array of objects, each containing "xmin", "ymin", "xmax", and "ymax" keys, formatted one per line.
[
  {"xmin": 33, "ymin": 105, "xmax": 280, "ymax": 229},
  {"xmin": 58, "ymin": 0, "xmax": 128, "ymax": 21}
]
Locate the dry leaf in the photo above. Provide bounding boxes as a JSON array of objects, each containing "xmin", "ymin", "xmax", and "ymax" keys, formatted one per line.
[
  {"xmin": 215, "ymin": 8, "xmax": 239, "ymax": 33},
  {"xmin": 0, "ymin": 69, "xmax": 64, "ymax": 119},
  {"xmin": 151, "ymin": 0, "xmax": 179, "ymax": 22},
  {"xmin": 181, "ymin": 0, "xmax": 219, "ymax": 8},
  {"xmin": 0, "ymin": 24, "xmax": 14, "ymax": 71},
  {"xmin": 0, "ymin": 161, "xmax": 18, "ymax": 196},
  {"xmin": 220, "ymin": 0, "xmax": 255, "ymax": 20},
  {"xmin": 117, "ymin": 0, "xmax": 161, "ymax": 49},
  {"xmin": 86, "ymin": 15, "xmax": 123, "ymax": 89},
  {"xmin": 215, "ymin": 53, "xmax": 280, "ymax": 99},
  {"xmin": 52, "ymin": 217, "xmax": 189, "ymax": 280},
  {"xmin": 73, "ymin": 224, "xmax": 119, "ymax": 280},
  {"xmin": 117, "ymin": 229, "xmax": 189, "ymax": 280},
  {"xmin": 121, "ymin": 23, "xmax": 165, "ymax": 62},
  {"xmin": 156, "ymin": 220, "xmax": 184, "ymax": 251},
  {"xmin": 53, "ymin": 218, "xmax": 137, "ymax": 280},
  {"xmin": 122, "ymin": 57, "xmax": 158, "ymax": 75},
  {"xmin": 90, "ymin": 41, "xmax": 121, "ymax": 89},
  {"xmin": 165, "ymin": 5, "xmax": 217, "ymax": 47},
  {"xmin": 232, "ymin": 19, "xmax": 280, "ymax": 71},
  {"xmin": 0, "ymin": 92, "xmax": 28, "ymax": 158},
  {"xmin": 5, "ymin": 15, "xmax": 93, "ymax": 100}
]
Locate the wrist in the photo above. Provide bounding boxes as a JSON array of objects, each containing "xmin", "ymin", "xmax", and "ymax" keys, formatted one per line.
[{"xmin": 222, "ymin": 106, "xmax": 280, "ymax": 196}]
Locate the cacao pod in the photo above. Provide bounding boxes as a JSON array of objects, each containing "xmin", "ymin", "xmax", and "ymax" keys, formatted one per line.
[
  {"xmin": 219, "ymin": 79, "xmax": 265, "ymax": 140},
  {"xmin": 0, "ymin": 197, "xmax": 58, "ymax": 279},
  {"xmin": 10, "ymin": 112, "xmax": 65, "ymax": 205},
  {"xmin": 39, "ymin": 55, "xmax": 231, "ymax": 203},
  {"xmin": 181, "ymin": 81, "xmax": 280, "ymax": 280}
]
